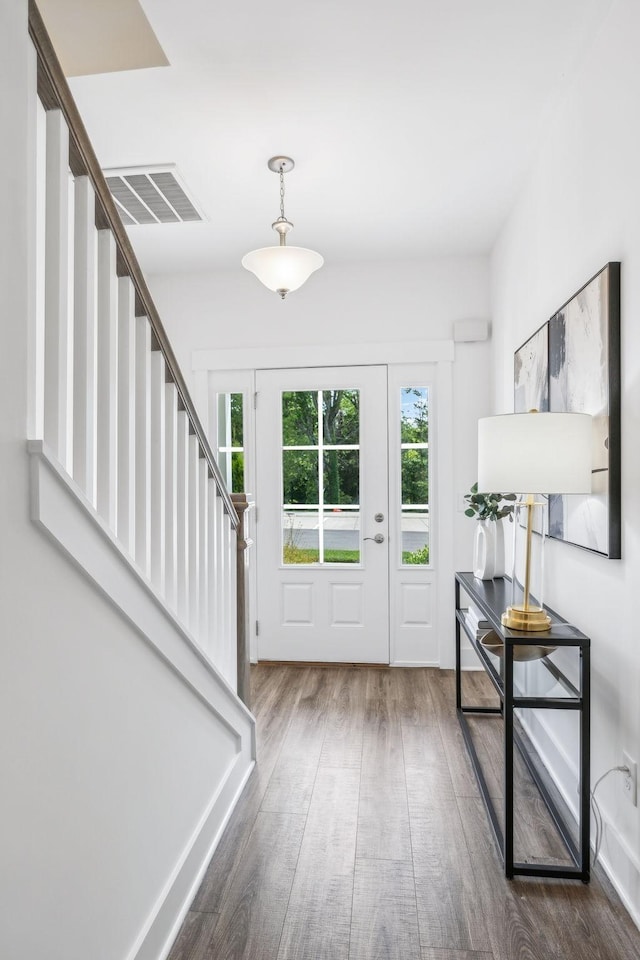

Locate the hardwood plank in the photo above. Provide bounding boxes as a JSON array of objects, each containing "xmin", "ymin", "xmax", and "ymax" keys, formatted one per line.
[
  {"xmin": 350, "ymin": 858, "xmax": 422, "ymax": 960},
  {"xmin": 202, "ymin": 811, "xmax": 306, "ymax": 960},
  {"xmin": 277, "ymin": 767, "xmax": 360, "ymax": 960},
  {"xmin": 259, "ymin": 755, "xmax": 320, "ymax": 814},
  {"xmin": 426, "ymin": 670, "xmax": 480, "ymax": 799},
  {"xmin": 411, "ymin": 804, "xmax": 492, "ymax": 952},
  {"xmin": 362, "ymin": 675, "xmax": 405, "ymax": 779},
  {"xmin": 319, "ymin": 666, "xmax": 367, "ymax": 769},
  {"xmin": 356, "ymin": 798, "xmax": 413, "ymax": 861},
  {"xmin": 401, "ymin": 669, "xmax": 457, "ymax": 813},
  {"xmin": 167, "ymin": 910, "xmax": 218, "ymax": 960},
  {"xmin": 357, "ymin": 773, "xmax": 412, "ymax": 861},
  {"xmin": 421, "ymin": 951, "xmax": 495, "ymax": 960},
  {"xmin": 260, "ymin": 667, "xmax": 334, "ymax": 814},
  {"xmin": 358, "ymin": 675, "xmax": 412, "ymax": 860}
]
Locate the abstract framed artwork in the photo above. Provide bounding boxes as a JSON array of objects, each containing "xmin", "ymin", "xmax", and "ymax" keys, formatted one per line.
[
  {"xmin": 513, "ymin": 262, "xmax": 621, "ymax": 558},
  {"xmin": 514, "ymin": 322, "xmax": 549, "ymax": 414}
]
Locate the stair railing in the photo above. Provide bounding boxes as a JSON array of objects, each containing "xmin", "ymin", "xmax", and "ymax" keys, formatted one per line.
[{"xmin": 28, "ymin": 0, "xmax": 242, "ymax": 688}]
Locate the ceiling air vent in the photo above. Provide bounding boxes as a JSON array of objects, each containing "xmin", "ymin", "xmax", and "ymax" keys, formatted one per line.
[{"xmin": 103, "ymin": 165, "xmax": 205, "ymax": 226}]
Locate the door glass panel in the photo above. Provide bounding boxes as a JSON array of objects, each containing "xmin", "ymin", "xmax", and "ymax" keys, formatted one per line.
[
  {"xmin": 231, "ymin": 451, "xmax": 244, "ymax": 493},
  {"xmin": 323, "ymin": 450, "xmax": 359, "ymax": 505},
  {"xmin": 322, "ymin": 389, "xmax": 359, "ymax": 444},
  {"xmin": 400, "ymin": 387, "xmax": 429, "ymax": 565},
  {"xmin": 283, "ymin": 509, "xmax": 319, "ymax": 564},
  {"xmin": 401, "ymin": 510, "xmax": 429, "ymax": 564},
  {"xmin": 282, "ymin": 391, "xmax": 318, "ymax": 445},
  {"xmin": 216, "ymin": 392, "xmax": 245, "ymax": 492},
  {"xmin": 401, "ymin": 449, "xmax": 428, "ymax": 503},
  {"xmin": 282, "ymin": 389, "xmax": 361, "ymax": 564},
  {"xmin": 401, "ymin": 388, "xmax": 428, "ymax": 443},
  {"xmin": 283, "ymin": 450, "xmax": 319, "ymax": 504},
  {"xmin": 322, "ymin": 508, "xmax": 360, "ymax": 563}
]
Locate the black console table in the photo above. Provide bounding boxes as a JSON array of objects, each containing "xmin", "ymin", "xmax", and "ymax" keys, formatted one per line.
[{"xmin": 455, "ymin": 572, "xmax": 590, "ymax": 882}]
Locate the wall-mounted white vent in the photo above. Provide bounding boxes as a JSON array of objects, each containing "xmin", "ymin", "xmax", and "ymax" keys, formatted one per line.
[{"xmin": 103, "ymin": 165, "xmax": 205, "ymax": 226}]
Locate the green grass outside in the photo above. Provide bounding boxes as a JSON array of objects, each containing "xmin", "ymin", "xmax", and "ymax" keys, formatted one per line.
[
  {"xmin": 283, "ymin": 546, "xmax": 359, "ymax": 564},
  {"xmin": 283, "ymin": 545, "xmax": 429, "ymax": 565}
]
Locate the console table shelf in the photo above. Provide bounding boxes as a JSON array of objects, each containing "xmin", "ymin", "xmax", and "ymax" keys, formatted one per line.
[{"xmin": 455, "ymin": 572, "xmax": 590, "ymax": 882}]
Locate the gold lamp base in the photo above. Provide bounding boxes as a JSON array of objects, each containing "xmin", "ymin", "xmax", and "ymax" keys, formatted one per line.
[{"xmin": 501, "ymin": 605, "xmax": 551, "ymax": 632}]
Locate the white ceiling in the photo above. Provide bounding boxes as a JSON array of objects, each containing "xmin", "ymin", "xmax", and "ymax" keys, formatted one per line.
[{"xmin": 61, "ymin": 0, "xmax": 613, "ymax": 278}]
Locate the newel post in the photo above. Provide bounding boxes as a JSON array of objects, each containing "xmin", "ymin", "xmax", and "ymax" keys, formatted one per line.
[{"xmin": 231, "ymin": 494, "xmax": 254, "ymax": 708}]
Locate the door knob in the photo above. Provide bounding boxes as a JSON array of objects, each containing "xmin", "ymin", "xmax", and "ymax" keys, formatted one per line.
[
  {"xmin": 374, "ymin": 513, "xmax": 384, "ymax": 522},
  {"xmin": 364, "ymin": 533, "xmax": 385, "ymax": 544}
]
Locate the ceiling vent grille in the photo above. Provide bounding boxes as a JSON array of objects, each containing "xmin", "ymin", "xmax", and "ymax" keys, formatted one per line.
[{"xmin": 103, "ymin": 165, "xmax": 204, "ymax": 226}]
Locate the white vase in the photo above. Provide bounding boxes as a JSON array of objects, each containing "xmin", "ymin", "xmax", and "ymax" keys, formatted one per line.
[
  {"xmin": 493, "ymin": 518, "xmax": 506, "ymax": 578},
  {"xmin": 473, "ymin": 519, "xmax": 506, "ymax": 580}
]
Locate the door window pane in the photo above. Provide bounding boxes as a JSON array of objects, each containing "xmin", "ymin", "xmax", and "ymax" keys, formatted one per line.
[
  {"xmin": 282, "ymin": 391, "xmax": 318, "ymax": 445},
  {"xmin": 281, "ymin": 389, "xmax": 360, "ymax": 564},
  {"xmin": 322, "ymin": 389, "xmax": 359, "ymax": 444},
  {"xmin": 400, "ymin": 387, "xmax": 429, "ymax": 565},
  {"xmin": 323, "ymin": 449, "xmax": 359, "ymax": 505},
  {"xmin": 283, "ymin": 510, "xmax": 319, "ymax": 564},
  {"xmin": 401, "ymin": 510, "xmax": 429, "ymax": 564},
  {"xmin": 322, "ymin": 508, "xmax": 360, "ymax": 563},
  {"xmin": 401, "ymin": 449, "xmax": 428, "ymax": 504},
  {"xmin": 231, "ymin": 451, "xmax": 244, "ymax": 493},
  {"xmin": 401, "ymin": 387, "xmax": 428, "ymax": 443},
  {"xmin": 283, "ymin": 450, "xmax": 319, "ymax": 505},
  {"xmin": 217, "ymin": 392, "xmax": 245, "ymax": 492}
]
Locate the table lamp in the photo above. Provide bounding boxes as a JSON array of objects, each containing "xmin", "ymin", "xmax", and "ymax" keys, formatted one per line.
[{"xmin": 478, "ymin": 412, "xmax": 592, "ymax": 631}]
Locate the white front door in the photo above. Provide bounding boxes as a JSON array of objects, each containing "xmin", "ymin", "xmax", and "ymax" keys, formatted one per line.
[{"xmin": 255, "ymin": 365, "xmax": 390, "ymax": 663}]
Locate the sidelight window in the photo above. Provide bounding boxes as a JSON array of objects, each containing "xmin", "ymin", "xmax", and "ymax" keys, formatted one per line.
[{"xmin": 400, "ymin": 386, "xmax": 429, "ymax": 565}]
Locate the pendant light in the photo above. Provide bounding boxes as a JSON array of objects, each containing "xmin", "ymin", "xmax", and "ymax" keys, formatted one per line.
[{"xmin": 242, "ymin": 157, "xmax": 323, "ymax": 299}]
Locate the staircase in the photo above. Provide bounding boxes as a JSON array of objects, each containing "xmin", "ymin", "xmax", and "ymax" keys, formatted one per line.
[{"xmin": 0, "ymin": 5, "xmax": 255, "ymax": 959}]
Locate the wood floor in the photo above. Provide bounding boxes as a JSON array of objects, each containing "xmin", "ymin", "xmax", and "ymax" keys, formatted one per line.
[{"xmin": 168, "ymin": 665, "xmax": 640, "ymax": 960}]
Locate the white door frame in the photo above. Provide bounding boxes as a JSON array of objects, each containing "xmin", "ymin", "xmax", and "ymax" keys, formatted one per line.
[{"xmin": 194, "ymin": 339, "xmax": 455, "ymax": 667}]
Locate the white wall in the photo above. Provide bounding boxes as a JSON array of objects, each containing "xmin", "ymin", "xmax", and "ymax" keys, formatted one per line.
[
  {"xmin": 0, "ymin": 6, "xmax": 253, "ymax": 959},
  {"xmin": 490, "ymin": 0, "xmax": 640, "ymax": 924},
  {"xmin": 150, "ymin": 255, "xmax": 493, "ymax": 666}
]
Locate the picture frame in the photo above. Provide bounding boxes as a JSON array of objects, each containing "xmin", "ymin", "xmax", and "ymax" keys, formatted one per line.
[{"xmin": 513, "ymin": 262, "xmax": 621, "ymax": 558}]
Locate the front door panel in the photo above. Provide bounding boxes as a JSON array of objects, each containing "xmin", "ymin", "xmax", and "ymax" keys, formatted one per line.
[{"xmin": 255, "ymin": 365, "xmax": 389, "ymax": 663}]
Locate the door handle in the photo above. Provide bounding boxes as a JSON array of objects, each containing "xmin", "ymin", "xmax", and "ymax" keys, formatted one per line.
[{"xmin": 364, "ymin": 533, "xmax": 385, "ymax": 544}]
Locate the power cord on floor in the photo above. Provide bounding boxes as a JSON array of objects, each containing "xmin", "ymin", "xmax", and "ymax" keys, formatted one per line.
[{"xmin": 591, "ymin": 765, "xmax": 629, "ymax": 868}]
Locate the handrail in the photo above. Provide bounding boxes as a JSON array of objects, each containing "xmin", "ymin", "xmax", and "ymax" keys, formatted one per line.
[
  {"xmin": 231, "ymin": 494, "xmax": 255, "ymax": 708},
  {"xmin": 28, "ymin": 0, "xmax": 237, "ymax": 528}
]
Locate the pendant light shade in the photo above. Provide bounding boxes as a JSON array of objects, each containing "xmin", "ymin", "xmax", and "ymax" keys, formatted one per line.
[
  {"xmin": 241, "ymin": 245, "xmax": 324, "ymax": 296},
  {"xmin": 242, "ymin": 156, "xmax": 323, "ymax": 299}
]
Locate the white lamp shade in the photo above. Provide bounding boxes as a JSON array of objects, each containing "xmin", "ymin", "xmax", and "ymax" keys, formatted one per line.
[
  {"xmin": 478, "ymin": 412, "xmax": 592, "ymax": 494},
  {"xmin": 242, "ymin": 245, "xmax": 324, "ymax": 294}
]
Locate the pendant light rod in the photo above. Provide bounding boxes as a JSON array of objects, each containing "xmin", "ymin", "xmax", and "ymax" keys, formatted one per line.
[{"xmin": 269, "ymin": 157, "xmax": 294, "ymax": 246}]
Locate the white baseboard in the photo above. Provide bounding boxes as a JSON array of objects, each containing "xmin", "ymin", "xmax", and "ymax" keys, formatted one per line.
[{"xmin": 133, "ymin": 756, "xmax": 256, "ymax": 960}]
